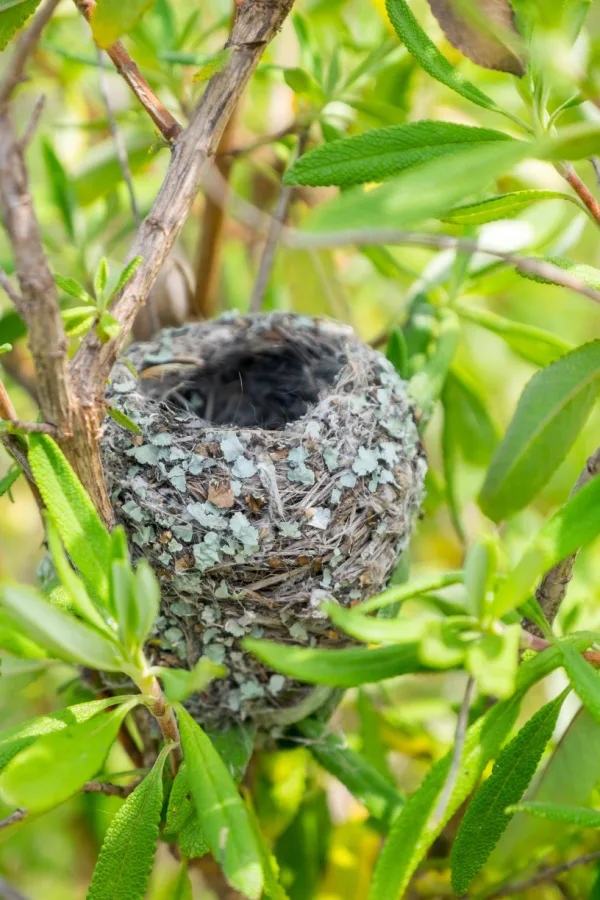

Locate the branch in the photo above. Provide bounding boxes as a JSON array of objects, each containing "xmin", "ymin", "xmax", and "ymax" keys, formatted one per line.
[
  {"xmin": 82, "ymin": 779, "xmax": 138, "ymax": 797},
  {"xmin": 0, "ymin": 111, "xmax": 73, "ymax": 435},
  {"xmin": 249, "ymin": 129, "xmax": 308, "ymax": 312},
  {"xmin": 71, "ymin": 0, "xmax": 296, "ymax": 397},
  {"xmin": 0, "ymin": 0, "xmax": 61, "ymax": 108},
  {"xmin": 0, "ymin": 808, "xmax": 26, "ymax": 831},
  {"xmin": 431, "ymin": 675, "xmax": 475, "ymax": 827},
  {"xmin": 74, "ymin": 0, "xmax": 182, "ymax": 143},
  {"xmin": 557, "ymin": 162, "xmax": 600, "ymax": 228},
  {"xmin": 525, "ymin": 446, "xmax": 600, "ymax": 636},
  {"xmin": 479, "ymin": 849, "xmax": 600, "ymax": 899}
]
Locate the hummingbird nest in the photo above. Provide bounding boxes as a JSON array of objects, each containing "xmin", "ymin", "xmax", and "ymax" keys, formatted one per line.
[{"xmin": 101, "ymin": 313, "xmax": 426, "ymax": 731}]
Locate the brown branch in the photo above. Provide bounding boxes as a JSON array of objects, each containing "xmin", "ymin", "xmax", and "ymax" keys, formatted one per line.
[
  {"xmin": 521, "ymin": 630, "xmax": 600, "ymax": 667},
  {"xmin": 479, "ymin": 849, "xmax": 600, "ymax": 899},
  {"xmin": 74, "ymin": 0, "xmax": 182, "ymax": 144},
  {"xmin": 0, "ymin": 0, "xmax": 61, "ymax": 108},
  {"xmin": 249, "ymin": 129, "xmax": 308, "ymax": 312},
  {"xmin": 71, "ymin": 0, "xmax": 296, "ymax": 398},
  {"xmin": 558, "ymin": 163, "xmax": 600, "ymax": 227},
  {"xmin": 525, "ymin": 446, "xmax": 600, "ymax": 637},
  {"xmin": 0, "ymin": 267, "xmax": 21, "ymax": 306},
  {"xmin": 192, "ymin": 101, "xmax": 241, "ymax": 319},
  {"xmin": 0, "ymin": 808, "xmax": 26, "ymax": 831},
  {"xmin": 82, "ymin": 779, "xmax": 138, "ymax": 797}
]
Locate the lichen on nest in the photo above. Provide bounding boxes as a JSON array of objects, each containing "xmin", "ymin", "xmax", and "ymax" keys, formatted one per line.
[{"xmin": 101, "ymin": 313, "xmax": 427, "ymax": 731}]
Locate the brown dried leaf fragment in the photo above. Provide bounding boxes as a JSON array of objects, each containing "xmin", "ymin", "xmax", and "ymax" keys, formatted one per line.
[
  {"xmin": 427, "ymin": 0, "xmax": 525, "ymax": 75},
  {"xmin": 208, "ymin": 480, "xmax": 235, "ymax": 508}
]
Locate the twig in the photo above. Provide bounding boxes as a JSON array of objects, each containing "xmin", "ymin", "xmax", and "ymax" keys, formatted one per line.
[
  {"xmin": 0, "ymin": 809, "xmax": 26, "ymax": 831},
  {"xmin": 592, "ymin": 157, "xmax": 600, "ymax": 190},
  {"xmin": 74, "ymin": 0, "xmax": 182, "ymax": 144},
  {"xmin": 0, "ymin": 267, "xmax": 21, "ymax": 306},
  {"xmin": 71, "ymin": 0, "xmax": 296, "ymax": 397},
  {"xmin": 0, "ymin": 420, "xmax": 58, "ymax": 435},
  {"xmin": 0, "ymin": 0, "xmax": 61, "ymax": 108},
  {"xmin": 146, "ymin": 677, "xmax": 182, "ymax": 775},
  {"xmin": 221, "ymin": 123, "xmax": 297, "ymax": 158},
  {"xmin": 249, "ymin": 129, "xmax": 308, "ymax": 312},
  {"xmin": 431, "ymin": 675, "xmax": 475, "ymax": 827},
  {"xmin": 192, "ymin": 101, "xmax": 241, "ymax": 319},
  {"xmin": 526, "ymin": 446, "xmax": 600, "ymax": 636},
  {"xmin": 97, "ymin": 49, "xmax": 140, "ymax": 229},
  {"xmin": 0, "ymin": 877, "xmax": 34, "ymax": 900},
  {"xmin": 82, "ymin": 779, "xmax": 138, "ymax": 797},
  {"xmin": 521, "ymin": 629, "xmax": 600, "ymax": 667},
  {"xmin": 478, "ymin": 849, "xmax": 600, "ymax": 899},
  {"xmin": 557, "ymin": 163, "xmax": 600, "ymax": 228},
  {"xmin": 0, "ymin": 378, "xmax": 18, "ymax": 421}
]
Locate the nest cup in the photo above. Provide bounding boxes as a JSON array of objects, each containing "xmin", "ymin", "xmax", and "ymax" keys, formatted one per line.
[{"xmin": 102, "ymin": 313, "xmax": 427, "ymax": 730}]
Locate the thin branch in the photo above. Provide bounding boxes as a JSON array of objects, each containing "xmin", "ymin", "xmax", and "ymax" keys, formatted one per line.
[
  {"xmin": 71, "ymin": 0, "xmax": 296, "ymax": 398},
  {"xmin": 249, "ymin": 129, "xmax": 308, "ymax": 312},
  {"xmin": 82, "ymin": 779, "xmax": 138, "ymax": 797},
  {"xmin": 0, "ymin": 267, "xmax": 22, "ymax": 306},
  {"xmin": 146, "ymin": 677, "xmax": 182, "ymax": 775},
  {"xmin": 557, "ymin": 162, "xmax": 600, "ymax": 228},
  {"xmin": 0, "ymin": 808, "xmax": 26, "ymax": 831},
  {"xmin": 479, "ymin": 849, "xmax": 600, "ymax": 899},
  {"xmin": 97, "ymin": 49, "xmax": 141, "ymax": 229},
  {"xmin": 0, "ymin": 877, "xmax": 34, "ymax": 900},
  {"xmin": 521, "ymin": 629, "xmax": 600, "ymax": 667},
  {"xmin": 0, "ymin": 0, "xmax": 61, "ymax": 108},
  {"xmin": 19, "ymin": 95, "xmax": 46, "ymax": 151},
  {"xmin": 221, "ymin": 123, "xmax": 297, "ymax": 158},
  {"xmin": 74, "ymin": 0, "xmax": 182, "ymax": 143},
  {"xmin": 431, "ymin": 675, "xmax": 475, "ymax": 827},
  {"xmin": 526, "ymin": 446, "xmax": 600, "ymax": 636},
  {"xmin": 0, "ymin": 378, "xmax": 18, "ymax": 421},
  {"xmin": 0, "ymin": 419, "xmax": 58, "ymax": 435}
]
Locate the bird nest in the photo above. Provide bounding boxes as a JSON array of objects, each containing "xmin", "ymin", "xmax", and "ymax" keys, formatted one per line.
[{"xmin": 101, "ymin": 313, "xmax": 427, "ymax": 731}]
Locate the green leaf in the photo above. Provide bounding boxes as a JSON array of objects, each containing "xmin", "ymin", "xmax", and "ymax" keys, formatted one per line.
[
  {"xmin": 440, "ymin": 190, "xmax": 578, "ymax": 225},
  {"xmin": 299, "ymin": 717, "xmax": 403, "ymax": 826},
  {"xmin": 96, "ymin": 311, "xmax": 121, "ymax": 343},
  {"xmin": 386, "ymin": 328, "xmax": 409, "ymax": 379},
  {"xmin": 54, "ymin": 274, "xmax": 94, "ymax": 304},
  {"xmin": 111, "ymin": 256, "xmax": 143, "ymax": 299},
  {"xmin": 106, "ymin": 405, "xmax": 142, "ymax": 436},
  {"xmin": 173, "ymin": 862, "xmax": 193, "ymax": 900},
  {"xmin": 356, "ymin": 570, "xmax": 463, "ymax": 614},
  {"xmin": 0, "ymin": 696, "xmax": 133, "ymax": 773},
  {"xmin": 517, "ymin": 254, "xmax": 600, "ymax": 290},
  {"xmin": 175, "ymin": 704, "xmax": 263, "ymax": 899},
  {"xmin": 159, "ymin": 656, "xmax": 227, "ymax": 703},
  {"xmin": 0, "ymin": 608, "xmax": 48, "ymax": 658},
  {"xmin": 493, "ymin": 475, "xmax": 600, "ymax": 617},
  {"xmin": 28, "ymin": 434, "xmax": 112, "ymax": 607},
  {"xmin": 450, "ymin": 690, "xmax": 568, "ymax": 895},
  {"xmin": 324, "ymin": 602, "xmax": 435, "ymax": 644},
  {"xmin": 559, "ymin": 643, "xmax": 600, "ymax": 724},
  {"xmin": 385, "ymin": 0, "xmax": 499, "ymax": 110},
  {"xmin": 306, "ymin": 137, "xmax": 530, "ymax": 233},
  {"xmin": 456, "ymin": 302, "xmax": 570, "ymax": 366},
  {"xmin": 192, "ymin": 48, "xmax": 233, "ymax": 82},
  {"xmin": 87, "ymin": 742, "xmax": 174, "ymax": 900},
  {"xmin": 0, "ymin": 583, "xmax": 123, "ymax": 671},
  {"xmin": 243, "ymin": 639, "xmax": 431, "ymax": 687},
  {"xmin": 368, "ymin": 644, "xmax": 576, "ymax": 900},
  {"xmin": 0, "ymin": 700, "xmax": 137, "ymax": 812},
  {"xmin": 91, "ymin": 0, "xmax": 154, "ymax": 48},
  {"xmin": 94, "ymin": 257, "xmax": 109, "ymax": 308},
  {"xmin": 506, "ymin": 801, "xmax": 600, "ymax": 828},
  {"xmin": 45, "ymin": 517, "xmax": 111, "ymax": 635},
  {"xmin": 243, "ymin": 791, "xmax": 290, "ymax": 900},
  {"xmin": 0, "ymin": 342, "xmax": 11, "ymax": 354},
  {"xmin": 132, "ymin": 560, "xmax": 160, "ymax": 647},
  {"xmin": 164, "ymin": 762, "xmax": 209, "ymax": 859},
  {"xmin": 0, "ymin": 309, "xmax": 27, "ymax": 345},
  {"xmin": 0, "ymin": 0, "xmax": 41, "ymax": 51},
  {"xmin": 479, "ymin": 341, "xmax": 600, "ymax": 521},
  {"xmin": 41, "ymin": 140, "xmax": 76, "ymax": 242},
  {"xmin": 443, "ymin": 368, "xmax": 499, "ymax": 466},
  {"xmin": 464, "ymin": 538, "xmax": 497, "ymax": 618},
  {"xmin": 285, "ymin": 122, "xmax": 512, "ymax": 187},
  {"xmin": 0, "ymin": 465, "xmax": 22, "ymax": 498},
  {"xmin": 283, "ymin": 67, "xmax": 325, "ymax": 103},
  {"xmin": 465, "ymin": 625, "xmax": 521, "ymax": 698}
]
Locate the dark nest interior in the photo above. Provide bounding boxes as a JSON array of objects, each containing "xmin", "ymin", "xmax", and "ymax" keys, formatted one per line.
[{"xmin": 101, "ymin": 313, "xmax": 427, "ymax": 732}]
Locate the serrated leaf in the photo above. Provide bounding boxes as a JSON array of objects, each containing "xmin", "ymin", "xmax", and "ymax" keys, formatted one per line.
[
  {"xmin": 28, "ymin": 434, "xmax": 112, "ymax": 607},
  {"xmin": 368, "ymin": 643, "xmax": 576, "ymax": 900},
  {"xmin": 0, "ymin": 700, "xmax": 137, "ymax": 812},
  {"xmin": 111, "ymin": 256, "xmax": 143, "ymax": 299},
  {"xmin": 244, "ymin": 639, "xmax": 430, "ymax": 687},
  {"xmin": 493, "ymin": 475, "xmax": 600, "ymax": 617},
  {"xmin": 517, "ymin": 254, "xmax": 600, "ymax": 289},
  {"xmin": 285, "ymin": 121, "xmax": 512, "ymax": 187},
  {"xmin": 54, "ymin": 274, "xmax": 95, "ymax": 304},
  {"xmin": 175, "ymin": 704, "xmax": 263, "ymax": 899},
  {"xmin": 91, "ymin": 0, "xmax": 154, "ymax": 48},
  {"xmin": 0, "ymin": 466, "xmax": 22, "ymax": 498},
  {"xmin": 385, "ymin": 0, "xmax": 499, "ymax": 109},
  {"xmin": 559, "ymin": 643, "xmax": 600, "ymax": 724},
  {"xmin": 427, "ymin": 0, "xmax": 525, "ymax": 75},
  {"xmin": 441, "ymin": 190, "xmax": 577, "ymax": 224},
  {"xmin": 159, "ymin": 657, "xmax": 227, "ymax": 703},
  {"xmin": 41, "ymin": 140, "xmax": 76, "ymax": 242},
  {"xmin": 507, "ymin": 801, "xmax": 600, "ymax": 828},
  {"xmin": 456, "ymin": 302, "xmax": 570, "ymax": 366},
  {"xmin": 450, "ymin": 690, "xmax": 568, "ymax": 894},
  {"xmin": 0, "ymin": 696, "xmax": 133, "ymax": 773},
  {"xmin": 94, "ymin": 257, "xmax": 109, "ymax": 308},
  {"xmin": 165, "ymin": 762, "xmax": 209, "ymax": 859},
  {"xmin": 299, "ymin": 717, "xmax": 403, "ymax": 825},
  {"xmin": 0, "ymin": 583, "xmax": 123, "ymax": 670},
  {"xmin": 0, "ymin": 0, "xmax": 42, "ymax": 51},
  {"xmin": 87, "ymin": 742, "xmax": 173, "ymax": 900},
  {"xmin": 106, "ymin": 405, "xmax": 142, "ymax": 436},
  {"xmin": 306, "ymin": 137, "xmax": 530, "ymax": 233},
  {"xmin": 479, "ymin": 341, "xmax": 600, "ymax": 521}
]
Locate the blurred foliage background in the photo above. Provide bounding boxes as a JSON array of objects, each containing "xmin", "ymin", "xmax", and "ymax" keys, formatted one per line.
[{"xmin": 2, "ymin": 0, "xmax": 600, "ymax": 897}]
